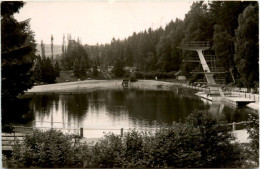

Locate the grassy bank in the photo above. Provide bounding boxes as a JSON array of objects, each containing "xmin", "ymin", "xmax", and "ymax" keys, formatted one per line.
[{"xmin": 27, "ymin": 80, "xmax": 179, "ymax": 93}]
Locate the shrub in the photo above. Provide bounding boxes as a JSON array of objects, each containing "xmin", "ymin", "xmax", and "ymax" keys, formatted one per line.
[
  {"xmin": 12, "ymin": 129, "xmax": 82, "ymax": 168},
  {"xmin": 129, "ymin": 74, "xmax": 137, "ymax": 82},
  {"xmin": 244, "ymin": 114, "xmax": 259, "ymax": 166},
  {"xmin": 86, "ymin": 133, "xmax": 123, "ymax": 168},
  {"xmin": 11, "ymin": 111, "xmax": 250, "ymax": 168}
]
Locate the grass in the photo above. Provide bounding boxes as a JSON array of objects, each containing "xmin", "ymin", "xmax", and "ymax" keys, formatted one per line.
[{"xmin": 56, "ymin": 70, "xmax": 78, "ymax": 83}]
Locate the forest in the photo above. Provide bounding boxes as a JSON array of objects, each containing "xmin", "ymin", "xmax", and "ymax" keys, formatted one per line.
[{"xmin": 83, "ymin": 1, "xmax": 258, "ymax": 88}]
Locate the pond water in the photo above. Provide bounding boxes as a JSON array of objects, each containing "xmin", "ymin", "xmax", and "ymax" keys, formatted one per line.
[{"xmin": 23, "ymin": 88, "xmax": 257, "ymax": 137}]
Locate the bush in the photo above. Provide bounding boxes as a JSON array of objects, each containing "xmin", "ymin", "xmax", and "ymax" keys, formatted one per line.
[
  {"xmin": 12, "ymin": 111, "xmax": 250, "ymax": 168},
  {"xmin": 12, "ymin": 129, "xmax": 83, "ymax": 168},
  {"xmin": 244, "ymin": 114, "xmax": 259, "ymax": 166},
  {"xmin": 129, "ymin": 74, "xmax": 137, "ymax": 82}
]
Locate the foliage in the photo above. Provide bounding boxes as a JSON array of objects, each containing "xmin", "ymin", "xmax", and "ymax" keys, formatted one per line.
[
  {"xmin": 79, "ymin": 57, "xmax": 87, "ymax": 77},
  {"xmin": 54, "ymin": 60, "xmax": 60, "ymax": 77},
  {"xmin": 12, "ymin": 129, "xmax": 83, "ymax": 168},
  {"xmin": 1, "ymin": 1, "xmax": 36, "ymax": 125},
  {"xmin": 73, "ymin": 58, "xmax": 80, "ymax": 77},
  {"xmin": 85, "ymin": 1, "xmax": 257, "ymax": 87},
  {"xmin": 245, "ymin": 114, "xmax": 259, "ymax": 166},
  {"xmin": 63, "ymin": 39, "xmax": 89, "ymax": 69},
  {"xmin": 40, "ymin": 57, "xmax": 57, "ymax": 83},
  {"xmin": 33, "ymin": 59, "xmax": 42, "ymax": 81},
  {"xmin": 234, "ymin": 4, "xmax": 259, "ymax": 88},
  {"xmin": 113, "ymin": 59, "xmax": 125, "ymax": 77},
  {"xmin": 92, "ymin": 65, "xmax": 98, "ymax": 77},
  {"xmin": 32, "ymin": 57, "xmax": 59, "ymax": 84},
  {"xmin": 129, "ymin": 74, "xmax": 137, "ymax": 82},
  {"xmin": 12, "ymin": 111, "xmax": 251, "ymax": 168}
]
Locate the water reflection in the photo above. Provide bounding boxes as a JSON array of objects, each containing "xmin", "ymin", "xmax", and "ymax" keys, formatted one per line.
[{"xmin": 25, "ymin": 88, "xmax": 257, "ymax": 134}]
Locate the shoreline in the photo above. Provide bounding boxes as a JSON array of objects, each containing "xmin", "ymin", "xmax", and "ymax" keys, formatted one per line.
[
  {"xmin": 26, "ymin": 79, "xmax": 259, "ymax": 111},
  {"xmin": 26, "ymin": 79, "xmax": 176, "ymax": 93}
]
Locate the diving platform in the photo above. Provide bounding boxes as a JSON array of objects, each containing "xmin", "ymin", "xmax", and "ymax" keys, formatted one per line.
[
  {"xmin": 178, "ymin": 41, "xmax": 228, "ymax": 92},
  {"xmin": 178, "ymin": 41, "xmax": 210, "ymax": 50},
  {"xmin": 190, "ymin": 71, "xmax": 227, "ymax": 74}
]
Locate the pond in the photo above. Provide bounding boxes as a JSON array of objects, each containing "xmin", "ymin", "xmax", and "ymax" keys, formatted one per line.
[{"xmin": 22, "ymin": 88, "xmax": 257, "ymax": 137}]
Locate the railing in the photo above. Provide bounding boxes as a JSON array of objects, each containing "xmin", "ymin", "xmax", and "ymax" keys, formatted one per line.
[
  {"xmin": 10, "ymin": 123, "xmax": 254, "ymax": 138},
  {"xmin": 179, "ymin": 41, "xmax": 210, "ymax": 49},
  {"xmin": 10, "ymin": 126, "xmax": 162, "ymax": 138},
  {"xmin": 227, "ymin": 121, "xmax": 255, "ymax": 131}
]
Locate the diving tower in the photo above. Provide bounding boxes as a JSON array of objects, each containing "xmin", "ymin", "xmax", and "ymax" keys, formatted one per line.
[{"xmin": 178, "ymin": 41, "xmax": 224, "ymax": 92}]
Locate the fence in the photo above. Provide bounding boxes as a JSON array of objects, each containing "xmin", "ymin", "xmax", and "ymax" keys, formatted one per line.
[{"xmin": 11, "ymin": 122, "xmax": 253, "ymax": 139}]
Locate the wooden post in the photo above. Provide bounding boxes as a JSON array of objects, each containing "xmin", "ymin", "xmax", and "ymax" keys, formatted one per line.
[
  {"xmin": 80, "ymin": 127, "xmax": 83, "ymax": 138},
  {"xmin": 232, "ymin": 122, "xmax": 236, "ymax": 131},
  {"xmin": 120, "ymin": 128, "xmax": 123, "ymax": 137}
]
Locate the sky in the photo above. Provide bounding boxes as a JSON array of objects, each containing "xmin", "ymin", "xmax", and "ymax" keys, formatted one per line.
[{"xmin": 14, "ymin": 1, "xmax": 192, "ymax": 46}]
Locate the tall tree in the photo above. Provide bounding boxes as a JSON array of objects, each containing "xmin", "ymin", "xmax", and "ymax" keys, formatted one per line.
[
  {"xmin": 235, "ymin": 4, "xmax": 259, "ymax": 88},
  {"xmin": 73, "ymin": 58, "xmax": 80, "ymax": 77},
  {"xmin": 1, "ymin": 1, "xmax": 36, "ymax": 124},
  {"xmin": 33, "ymin": 58, "xmax": 42, "ymax": 82},
  {"xmin": 54, "ymin": 60, "xmax": 60, "ymax": 77},
  {"xmin": 41, "ymin": 40, "xmax": 45, "ymax": 59},
  {"xmin": 80, "ymin": 57, "xmax": 87, "ymax": 77},
  {"xmin": 41, "ymin": 57, "xmax": 56, "ymax": 83},
  {"xmin": 113, "ymin": 59, "xmax": 125, "ymax": 77},
  {"xmin": 51, "ymin": 35, "xmax": 54, "ymax": 61}
]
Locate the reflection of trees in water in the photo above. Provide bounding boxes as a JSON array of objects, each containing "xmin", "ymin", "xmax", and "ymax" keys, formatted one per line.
[
  {"xmin": 31, "ymin": 95, "xmax": 59, "ymax": 121},
  {"xmin": 2, "ymin": 97, "xmax": 34, "ymax": 126},
  {"xmin": 28, "ymin": 90, "xmax": 258, "ymax": 129},
  {"xmin": 61, "ymin": 95, "xmax": 89, "ymax": 123},
  {"xmin": 103, "ymin": 89, "xmax": 207, "ymax": 126}
]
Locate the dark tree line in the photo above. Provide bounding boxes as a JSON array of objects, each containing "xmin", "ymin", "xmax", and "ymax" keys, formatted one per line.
[{"xmin": 86, "ymin": 1, "xmax": 258, "ymax": 88}]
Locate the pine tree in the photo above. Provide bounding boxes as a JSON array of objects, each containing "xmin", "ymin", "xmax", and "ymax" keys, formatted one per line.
[
  {"xmin": 235, "ymin": 4, "xmax": 259, "ymax": 88},
  {"xmin": 41, "ymin": 57, "xmax": 56, "ymax": 83},
  {"xmin": 54, "ymin": 60, "xmax": 60, "ymax": 77},
  {"xmin": 33, "ymin": 59, "xmax": 42, "ymax": 82},
  {"xmin": 92, "ymin": 65, "xmax": 98, "ymax": 77},
  {"xmin": 1, "ymin": 1, "xmax": 36, "ymax": 110},
  {"xmin": 73, "ymin": 58, "xmax": 80, "ymax": 77},
  {"xmin": 80, "ymin": 57, "xmax": 86, "ymax": 77},
  {"xmin": 113, "ymin": 59, "xmax": 125, "ymax": 77}
]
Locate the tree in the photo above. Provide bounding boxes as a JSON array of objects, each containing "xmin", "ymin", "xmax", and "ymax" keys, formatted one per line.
[
  {"xmin": 79, "ymin": 57, "xmax": 87, "ymax": 77},
  {"xmin": 113, "ymin": 59, "xmax": 125, "ymax": 77},
  {"xmin": 234, "ymin": 4, "xmax": 259, "ymax": 88},
  {"xmin": 92, "ymin": 65, "xmax": 98, "ymax": 77},
  {"xmin": 54, "ymin": 60, "xmax": 60, "ymax": 77},
  {"xmin": 33, "ymin": 58, "xmax": 42, "ymax": 82},
  {"xmin": 64, "ymin": 39, "xmax": 89, "ymax": 70},
  {"xmin": 185, "ymin": 111, "xmax": 242, "ymax": 168},
  {"xmin": 1, "ymin": 1, "xmax": 36, "ymax": 124},
  {"xmin": 245, "ymin": 114, "xmax": 259, "ymax": 166},
  {"xmin": 73, "ymin": 58, "xmax": 80, "ymax": 77},
  {"xmin": 41, "ymin": 57, "xmax": 56, "ymax": 83}
]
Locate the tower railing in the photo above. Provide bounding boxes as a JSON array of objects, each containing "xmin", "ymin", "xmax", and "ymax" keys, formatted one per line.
[{"xmin": 179, "ymin": 41, "xmax": 210, "ymax": 49}]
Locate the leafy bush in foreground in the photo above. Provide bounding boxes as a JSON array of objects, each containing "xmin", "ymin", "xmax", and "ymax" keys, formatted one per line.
[
  {"xmin": 12, "ymin": 129, "xmax": 83, "ymax": 167},
  {"xmin": 11, "ymin": 111, "xmax": 255, "ymax": 168}
]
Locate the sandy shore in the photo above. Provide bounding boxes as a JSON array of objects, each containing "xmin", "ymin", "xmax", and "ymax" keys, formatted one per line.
[{"xmin": 27, "ymin": 80, "xmax": 176, "ymax": 93}]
